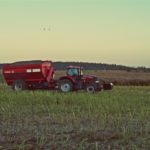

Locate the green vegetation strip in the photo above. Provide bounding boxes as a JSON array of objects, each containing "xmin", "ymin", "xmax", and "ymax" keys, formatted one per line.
[{"xmin": 0, "ymin": 85, "xmax": 150, "ymax": 149}]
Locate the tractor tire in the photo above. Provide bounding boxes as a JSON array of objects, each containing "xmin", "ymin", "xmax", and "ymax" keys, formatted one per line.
[
  {"xmin": 86, "ymin": 84, "xmax": 96, "ymax": 93},
  {"xmin": 12, "ymin": 79, "xmax": 26, "ymax": 91},
  {"xmin": 58, "ymin": 79, "xmax": 73, "ymax": 93}
]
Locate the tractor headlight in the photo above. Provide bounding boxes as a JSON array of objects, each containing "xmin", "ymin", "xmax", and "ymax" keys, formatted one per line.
[{"xmin": 95, "ymin": 80, "xmax": 99, "ymax": 83}]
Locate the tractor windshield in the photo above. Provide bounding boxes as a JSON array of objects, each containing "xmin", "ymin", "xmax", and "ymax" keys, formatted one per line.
[{"xmin": 67, "ymin": 68, "xmax": 79, "ymax": 76}]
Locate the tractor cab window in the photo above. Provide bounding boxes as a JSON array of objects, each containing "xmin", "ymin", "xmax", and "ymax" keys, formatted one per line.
[{"xmin": 67, "ymin": 68, "xmax": 79, "ymax": 76}]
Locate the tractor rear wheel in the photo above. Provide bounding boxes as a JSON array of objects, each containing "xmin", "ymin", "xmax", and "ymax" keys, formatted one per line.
[
  {"xmin": 12, "ymin": 80, "xmax": 26, "ymax": 91},
  {"xmin": 59, "ymin": 79, "xmax": 73, "ymax": 93}
]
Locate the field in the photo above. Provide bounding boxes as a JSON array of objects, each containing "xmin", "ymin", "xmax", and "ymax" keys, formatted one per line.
[{"xmin": 0, "ymin": 84, "xmax": 150, "ymax": 149}]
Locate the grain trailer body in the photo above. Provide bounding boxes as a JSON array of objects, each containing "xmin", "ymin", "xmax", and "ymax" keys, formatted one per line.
[{"xmin": 3, "ymin": 60, "xmax": 55, "ymax": 90}]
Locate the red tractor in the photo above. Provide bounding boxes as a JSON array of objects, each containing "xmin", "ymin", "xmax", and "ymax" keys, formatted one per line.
[{"xmin": 3, "ymin": 60, "xmax": 113, "ymax": 93}]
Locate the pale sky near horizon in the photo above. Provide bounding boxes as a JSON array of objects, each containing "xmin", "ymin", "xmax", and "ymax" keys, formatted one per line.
[{"xmin": 0, "ymin": 0, "xmax": 150, "ymax": 67}]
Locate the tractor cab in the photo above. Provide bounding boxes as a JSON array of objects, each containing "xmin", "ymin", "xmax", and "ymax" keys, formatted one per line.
[{"xmin": 66, "ymin": 66, "xmax": 83, "ymax": 77}]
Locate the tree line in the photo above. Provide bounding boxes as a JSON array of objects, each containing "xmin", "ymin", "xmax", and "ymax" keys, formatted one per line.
[{"xmin": 53, "ymin": 62, "xmax": 150, "ymax": 72}]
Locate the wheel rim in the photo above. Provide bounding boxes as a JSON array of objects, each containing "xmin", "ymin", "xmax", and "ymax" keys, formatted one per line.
[
  {"xmin": 61, "ymin": 83, "xmax": 71, "ymax": 92},
  {"xmin": 14, "ymin": 83, "xmax": 23, "ymax": 91}
]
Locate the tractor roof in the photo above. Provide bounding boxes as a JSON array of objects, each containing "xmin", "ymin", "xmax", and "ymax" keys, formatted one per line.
[{"xmin": 67, "ymin": 66, "xmax": 82, "ymax": 69}]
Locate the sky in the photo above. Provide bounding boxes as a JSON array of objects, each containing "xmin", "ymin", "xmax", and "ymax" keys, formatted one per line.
[{"xmin": 0, "ymin": 0, "xmax": 150, "ymax": 67}]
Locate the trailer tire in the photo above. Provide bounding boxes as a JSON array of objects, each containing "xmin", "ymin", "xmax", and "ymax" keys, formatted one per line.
[
  {"xmin": 12, "ymin": 80, "xmax": 26, "ymax": 91},
  {"xmin": 59, "ymin": 79, "xmax": 73, "ymax": 93}
]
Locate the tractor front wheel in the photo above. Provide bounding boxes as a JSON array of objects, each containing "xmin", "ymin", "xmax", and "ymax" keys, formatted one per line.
[{"xmin": 86, "ymin": 85, "xmax": 96, "ymax": 93}]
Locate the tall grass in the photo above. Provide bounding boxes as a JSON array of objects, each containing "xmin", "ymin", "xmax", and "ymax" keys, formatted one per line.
[{"xmin": 0, "ymin": 85, "xmax": 150, "ymax": 149}]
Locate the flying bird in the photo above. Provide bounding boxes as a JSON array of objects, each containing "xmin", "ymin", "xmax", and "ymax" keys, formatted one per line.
[{"xmin": 43, "ymin": 27, "xmax": 51, "ymax": 31}]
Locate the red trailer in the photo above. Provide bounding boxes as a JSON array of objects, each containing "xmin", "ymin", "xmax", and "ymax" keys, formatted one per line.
[
  {"xmin": 3, "ymin": 60, "xmax": 113, "ymax": 93},
  {"xmin": 3, "ymin": 60, "xmax": 56, "ymax": 90}
]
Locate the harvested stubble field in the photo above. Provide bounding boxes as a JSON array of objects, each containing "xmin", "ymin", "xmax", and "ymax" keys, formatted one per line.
[{"xmin": 0, "ymin": 84, "xmax": 150, "ymax": 149}]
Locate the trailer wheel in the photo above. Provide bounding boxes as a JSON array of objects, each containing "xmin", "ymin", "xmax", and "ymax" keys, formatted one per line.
[
  {"xmin": 86, "ymin": 85, "xmax": 95, "ymax": 93},
  {"xmin": 12, "ymin": 80, "xmax": 26, "ymax": 91},
  {"xmin": 59, "ymin": 79, "xmax": 73, "ymax": 92}
]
